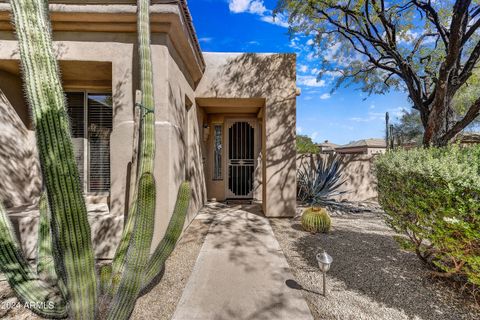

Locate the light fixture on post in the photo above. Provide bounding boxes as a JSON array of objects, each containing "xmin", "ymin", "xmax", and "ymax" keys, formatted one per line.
[{"xmin": 316, "ymin": 250, "xmax": 333, "ymax": 297}]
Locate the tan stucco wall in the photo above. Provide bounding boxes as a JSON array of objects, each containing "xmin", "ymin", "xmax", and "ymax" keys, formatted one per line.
[
  {"xmin": 0, "ymin": 3, "xmax": 207, "ymax": 256},
  {"xmin": 0, "ymin": 71, "xmax": 41, "ymax": 208},
  {"xmin": 297, "ymin": 154, "xmax": 378, "ymax": 203},
  {"xmin": 197, "ymin": 53, "xmax": 297, "ymax": 217}
]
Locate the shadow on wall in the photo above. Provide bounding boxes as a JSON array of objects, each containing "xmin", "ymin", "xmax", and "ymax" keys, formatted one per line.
[
  {"xmin": 198, "ymin": 53, "xmax": 297, "ymax": 217},
  {"xmin": 297, "ymin": 153, "xmax": 378, "ymax": 202},
  {"xmin": 0, "ymin": 78, "xmax": 42, "ymax": 208},
  {"xmin": 168, "ymin": 81, "xmax": 207, "ymax": 226}
]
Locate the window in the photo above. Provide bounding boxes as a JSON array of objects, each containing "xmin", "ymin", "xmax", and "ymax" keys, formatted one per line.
[
  {"xmin": 66, "ymin": 92, "xmax": 112, "ymax": 193},
  {"xmin": 213, "ymin": 125, "xmax": 222, "ymax": 180}
]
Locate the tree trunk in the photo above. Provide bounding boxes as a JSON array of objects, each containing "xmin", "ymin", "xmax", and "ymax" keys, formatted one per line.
[{"xmin": 423, "ymin": 96, "xmax": 457, "ymax": 147}]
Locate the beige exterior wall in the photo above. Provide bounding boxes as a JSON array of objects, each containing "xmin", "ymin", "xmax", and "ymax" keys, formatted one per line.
[
  {"xmin": 197, "ymin": 53, "xmax": 297, "ymax": 217},
  {"xmin": 0, "ymin": 2, "xmax": 298, "ymax": 260},
  {"xmin": 0, "ymin": 71, "xmax": 41, "ymax": 208},
  {"xmin": 0, "ymin": 2, "xmax": 207, "ymax": 257},
  {"xmin": 297, "ymin": 154, "xmax": 378, "ymax": 202},
  {"xmin": 336, "ymin": 147, "xmax": 386, "ymax": 155}
]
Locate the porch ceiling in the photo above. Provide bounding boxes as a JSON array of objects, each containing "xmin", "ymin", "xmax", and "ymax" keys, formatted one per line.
[
  {"xmin": 0, "ymin": 60, "xmax": 112, "ymax": 90},
  {"xmin": 196, "ymin": 97, "xmax": 265, "ymax": 114}
]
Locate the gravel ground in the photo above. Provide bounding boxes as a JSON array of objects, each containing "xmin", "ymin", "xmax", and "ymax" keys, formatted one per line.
[
  {"xmin": 0, "ymin": 214, "xmax": 212, "ymax": 320},
  {"xmin": 271, "ymin": 213, "xmax": 480, "ymax": 320},
  {"xmin": 131, "ymin": 216, "xmax": 212, "ymax": 319}
]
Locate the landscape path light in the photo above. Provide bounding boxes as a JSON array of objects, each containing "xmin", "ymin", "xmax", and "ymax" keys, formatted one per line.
[{"xmin": 316, "ymin": 250, "xmax": 333, "ymax": 297}]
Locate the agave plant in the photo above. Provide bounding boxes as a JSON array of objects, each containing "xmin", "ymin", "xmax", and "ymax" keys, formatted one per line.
[
  {"xmin": 0, "ymin": 1, "xmax": 190, "ymax": 319},
  {"xmin": 297, "ymin": 155, "xmax": 347, "ymax": 205}
]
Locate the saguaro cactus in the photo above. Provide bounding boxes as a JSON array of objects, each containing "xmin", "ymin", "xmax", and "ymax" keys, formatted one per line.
[
  {"xmin": 0, "ymin": 202, "xmax": 68, "ymax": 319},
  {"xmin": 1, "ymin": 0, "xmax": 192, "ymax": 319},
  {"xmin": 10, "ymin": 0, "xmax": 97, "ymax": 318},
  {"xmin": 110, "ymin": 0, "xmax": 157, "ymax": 294}
]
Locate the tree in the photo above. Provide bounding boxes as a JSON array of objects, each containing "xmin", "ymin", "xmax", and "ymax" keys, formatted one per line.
[
  {"xmin": 393, "ymin": 109, "xmax": 424, "ymax": 145},
  {"xmin": 297, "ymin": 134, "xmax": 319, "ymax": 153},
  {"xmin": 276, "ymin": 0, "xmax": 480, "ymax": 146}
]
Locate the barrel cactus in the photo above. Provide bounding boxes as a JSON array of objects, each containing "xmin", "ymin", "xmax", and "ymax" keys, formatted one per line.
[
  {"xmin": 0, "ymin": 0, "xmax": 191, "ymax": 319},
  {"xmin": 301, "ymin": 207, "xmax": 331, "ymax": 233}
]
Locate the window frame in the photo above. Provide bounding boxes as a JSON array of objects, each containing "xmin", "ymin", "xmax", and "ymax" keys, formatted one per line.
[
  {"xmin": 65, "ymin": 89, "xmax": 112, "ymax": 195},
  {"xmin": 213, "ymin": 124, "xmax": 223, "ymax": 181}
]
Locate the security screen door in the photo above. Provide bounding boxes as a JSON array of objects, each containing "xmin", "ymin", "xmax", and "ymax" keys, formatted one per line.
[{"xmin": 226, "ymin": 120, "xmax": 257, "ymax": 199}]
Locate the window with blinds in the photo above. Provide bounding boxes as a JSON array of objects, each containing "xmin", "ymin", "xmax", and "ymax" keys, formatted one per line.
[
  {"xmin": 66, "ymin": 92, "xmax": 85, "ymax": 186},
  {"xmin": 65, "ymin": 92, "xmax": 112, "ymax": 193},
  {"xmin": 213, "ymin": 125, "xmax": 223, "ymax": 180}
]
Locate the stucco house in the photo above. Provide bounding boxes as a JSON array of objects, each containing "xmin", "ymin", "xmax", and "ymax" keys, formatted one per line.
[
  {"xmin": 335, "ymin": 138, "xmax": 386, "ymax": 155},
  {"xmin": 317, "ymin": 140, "xmax": 339, "ymax": 154},
  {"xmin": 0, "ymin": 1, "xmax": 297, "ymax": 258}
]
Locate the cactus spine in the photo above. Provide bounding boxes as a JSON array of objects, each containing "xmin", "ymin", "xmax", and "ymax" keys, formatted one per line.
[
  {"xmin": 107, "ymin": 173, "xmax": 156, "ymax": 320},
  {"xmin": 10, "ymin": 0, "xmax": 97, "ymax": 318},
  {"xmin": 111, "ymin": 0, "xmax": 157, "ymax": 284},
  {"xmin": 142, "ymin": 182, "xmax": 191, "ymax": 291},
  {"xmin": 0, "ymin": 202, "xmax": 68, "ymax": 319},
  {"xmin": 37, "ymin": 193, "xmax": 57, "ymax": 283},
  {"xmin": 301, "ymin": 207, "xmax": 331, "ymax": 233}
]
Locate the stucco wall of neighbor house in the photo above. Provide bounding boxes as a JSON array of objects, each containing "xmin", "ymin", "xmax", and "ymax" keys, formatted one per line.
[
  {"xmin": 0, "ymin": 2, "xmax": 207, "ymax": 257},
  {"xmin": 196, "ymin": 53, "xmax": 297, "ymax": 217},
  {"xmin": 297, "ymin": 154, "xmax": 378, "ymax": 203}
]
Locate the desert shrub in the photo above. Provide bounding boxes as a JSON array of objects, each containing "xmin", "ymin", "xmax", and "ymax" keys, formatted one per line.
[
  {"xmin": 374, "ymin": 145, "xmax": 480, "ymax": 292},
  {"xmin": 301, "ymin": 207, "xmax": 331, "ymax": 233},
  {"xmin": 297, "ymin": 155, "xmax": 346, "ymax": 205}
]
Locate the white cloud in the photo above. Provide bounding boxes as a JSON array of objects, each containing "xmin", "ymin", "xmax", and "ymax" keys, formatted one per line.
[
  {"xmin": 298, "ymin": 75, "xmax": 326, "ymax": 87},
  {"xmin": 228, "ymin": 0, "xmax": 288, "ymax": 28},
  {"xmin": 229, "ymin": 0, "xmax": 251, "ymax": 13},
  {"xmin": 260, "ymin": 14, "xmax": 289, "ymax": 28},
  {"xmin": 296, "ymin": 126, "xmax": 303, "ymax": 134},
  {"xmin": 298, "ymin": 64, "xmax": 308, "ymax": 73},
  {"xmin": 322, "ymin": 70, "xmax": 343, "ymax": 78},
  {"xmin": 198, "ymin": 37, "xmax": 213, "ymax": 43},
  {"xmin": 249, "ymin": 0, "xmax": 267, "ymax": 15},
  {"xmin": 323, "ymin": 42, "xmax": 341, "ymax": 62},
  {"xmin": 310, "ymin": 131, "xmax": 319, "ymax": 141},
  {"xmin": 320, "ymin": 93, "xmax": 331, "ymax": 100},
  {"xmin": 349, "ymin": 107, "xmax": 403, "ymax": 123},
  {"xmin": 369, "ymin": 104, "xmax": 376, "ymax": 109},
  {"xmin": 397, "ymin": 30, "xmax": 419, "ymax": 45}
]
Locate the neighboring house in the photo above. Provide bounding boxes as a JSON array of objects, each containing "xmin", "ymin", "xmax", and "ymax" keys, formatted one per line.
[
  {"xmin": 335, "ymin": 138, "xmax": 386, "ymax": 155},
  {"xmin": 0, "ymin": 1, "xmax": 297, "ymax": 258},
  {"xmin": 456, "ymin": 132, "xmax": 480, "ymax": 145},
  {"xmin": 317, "ymin": 140, "xmax": 339, "ymax": 154}
]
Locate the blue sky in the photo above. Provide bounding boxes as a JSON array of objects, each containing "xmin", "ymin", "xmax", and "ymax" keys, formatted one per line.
[{"xmin": 188, "ymin": 0, "xmax": 411, "ymax": 145}]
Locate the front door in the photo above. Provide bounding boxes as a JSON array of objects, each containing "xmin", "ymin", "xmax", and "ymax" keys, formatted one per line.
[{"xmin": 226, "ymin": 120, "xmax": 257, "ymax": 199}]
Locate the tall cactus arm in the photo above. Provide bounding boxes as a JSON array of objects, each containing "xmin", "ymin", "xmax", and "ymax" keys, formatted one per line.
[
  {"xmin": 137, "ymin": 0, "xmax": 156, "ymax": 177},
  {"xmin": 99, "ymin": 264, "xmax": 113, "ymax": 295},
  {"xmin": 37, "ymin": 193, "xmax": 57, "ymax": 283},
  {"xmin": 10, "ymin": 0, "xmax": 97, "ymax": 318},
  {"xmin": 0, "ymin": 202, "xmax": 68, "ymax": 319},
  {"xmin": 141, "ymin": 182, "xmax": 190, "ymax": 292},
  {"xmin": 111, "ymin": 0, "xmax": 156, "ymax": 286},
  {"xmin": 106, "ymin": 173, "xmax": 156, "ymax": 320}
]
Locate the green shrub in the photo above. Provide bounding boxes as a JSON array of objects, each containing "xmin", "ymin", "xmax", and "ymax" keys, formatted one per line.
[
  {"xmin": 374, "ymin": 145, "xmax": 480, "ymax": 291},
  {"xmin": 301, "ymin": 207, "xmax": 331, "ymax": 233}
]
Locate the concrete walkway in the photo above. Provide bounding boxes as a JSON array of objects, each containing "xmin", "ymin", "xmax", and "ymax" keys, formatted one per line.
[{"xmin": 172, "ymin": 203, "xmax": 313, "ymax": 320}]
